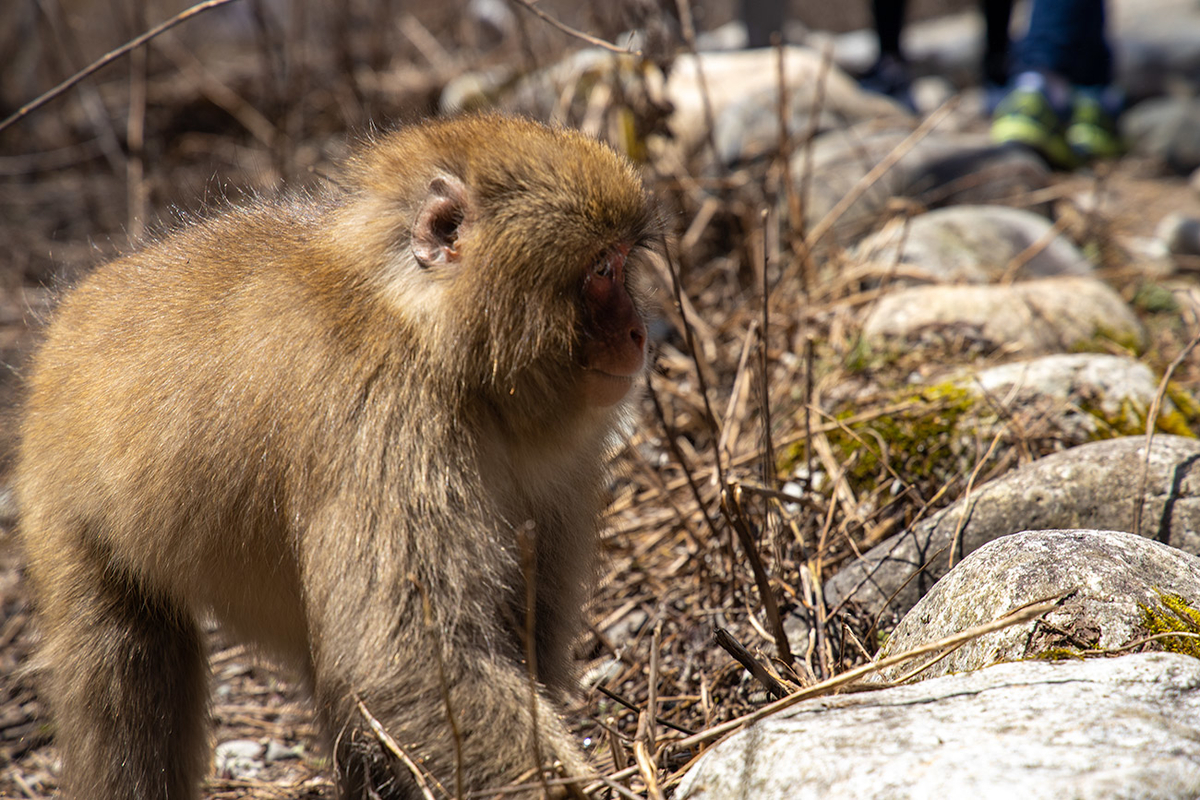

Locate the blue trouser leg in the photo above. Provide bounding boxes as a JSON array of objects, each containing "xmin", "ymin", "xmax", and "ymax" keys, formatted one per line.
[{"xmin": 1016, "ymin": 0, "xmax": 1111, "ymax": 86}]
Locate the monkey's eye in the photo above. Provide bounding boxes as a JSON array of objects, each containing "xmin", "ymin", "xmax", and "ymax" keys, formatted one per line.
[{"xmin": 593, "ymin": 246, "xmax": 628, "ymax": 280}]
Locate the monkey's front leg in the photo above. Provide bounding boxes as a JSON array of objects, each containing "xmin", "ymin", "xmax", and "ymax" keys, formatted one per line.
[{"xmin": 314, "ymin": 630, "xmax": 590, "ymax": 799}]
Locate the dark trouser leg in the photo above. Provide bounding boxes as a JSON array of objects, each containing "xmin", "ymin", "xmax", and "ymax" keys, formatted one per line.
[{"xmin": 1016, "ymin": 0, "xmax": 1111, "ymax": 87}]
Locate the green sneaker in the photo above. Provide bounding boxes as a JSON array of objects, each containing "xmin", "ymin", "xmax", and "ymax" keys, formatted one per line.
[
  {"xmin": 1067, "ymin": 93, "xmax": 1123, "ymax": 162},
  {"xmin": 991, "ymin": 86, "xmax": 1078, "ymax": 170}
]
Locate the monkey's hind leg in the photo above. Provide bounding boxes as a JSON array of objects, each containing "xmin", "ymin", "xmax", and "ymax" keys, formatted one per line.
[{"xmin": 33, "ymin": 540, "xmax": 210, "ymax": 800}]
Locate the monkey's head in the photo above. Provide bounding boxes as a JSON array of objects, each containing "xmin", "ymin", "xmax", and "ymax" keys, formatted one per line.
[{"xmin": 338, "ymin": 115, "xmax": 659, "ymax": 430}]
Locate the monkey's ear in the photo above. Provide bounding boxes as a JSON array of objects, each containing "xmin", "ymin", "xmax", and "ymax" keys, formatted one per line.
[{"xmin": 412, "ymin": 176, "xmax": 470, "ymax": 269}]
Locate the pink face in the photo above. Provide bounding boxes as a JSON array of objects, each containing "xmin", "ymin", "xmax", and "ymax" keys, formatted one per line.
[{"xmin": 578, "ymin": 243, "xmax": 647, "ymax": 407}]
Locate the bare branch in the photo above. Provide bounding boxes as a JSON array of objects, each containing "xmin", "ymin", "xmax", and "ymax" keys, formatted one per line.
[
  {"xmin": 505, "ymin": 0, "xmax": 638, "ymax": 56},
  {"xmin": 0, "ymin": 0, "xmax": 243, "ymax": 135}
]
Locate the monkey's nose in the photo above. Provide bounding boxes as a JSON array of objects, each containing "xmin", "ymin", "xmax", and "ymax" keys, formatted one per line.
[{"xmin": 630, "ymin": 325, "xmax": 645, "ymax": 349}]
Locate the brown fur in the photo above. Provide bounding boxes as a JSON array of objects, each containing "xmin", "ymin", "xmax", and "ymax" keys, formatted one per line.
[{"xmin": 16, "ymin": 114, "xmax": 657, "ymax": 800}]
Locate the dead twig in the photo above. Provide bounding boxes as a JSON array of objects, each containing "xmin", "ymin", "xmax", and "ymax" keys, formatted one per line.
[
  {"xmin": 154, "ymin": 33, "xmax": 280, "ymax": 148},
  {"xmin": 722, "ymin": 484, "xmax": 795, "ymax": 667},
  {"xmin": 0, "ymin": 0, "xmax": 243, "ymax": 134},
  {"xmin": 632, "ymin": 720, "xmax": 664, "ymax": 800},
  {"xmin": 803, "ymin": 97, "xmax": 958, "ymax": 253},
  {"xmin": 674, "ymin": 0, "xmax": 719, "ymax": 167},
  {"xmin": 1132, "ymin": 327, "xmax": 1200, "ymax": 536},
  {"xmin": 714, "ymin": 628, "xmax": 789, "ymax": 699},
  {"xmin": 671, "ymin": 596, "xmax": 1063, "ymax": 750},
  {"xmin": 516, "ymin": 522, "xmax": 552, "ymax": 799},
  {"xmin": 355, "ymin": 698, "xmax": 441, "ymax": 800},
  {"xmin": 505, "ymin": 0, "xmax": 638, "ymax": 56},
  {"xmin": 595, "ymin": 686, "xmax": 697, "ymax": 736},
  {"xmin": 410, "ymin": 576, "xmax": 464, "ymax": 800}
]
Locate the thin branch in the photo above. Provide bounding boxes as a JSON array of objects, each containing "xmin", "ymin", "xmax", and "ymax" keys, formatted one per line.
[
  {"xmin": 1133, "ymin": 327, "xmax": 1200, "ymax": 535},
  {"xmin": 947, "ymin": 424, "xmax": 1008, "ymax": 569},
  {"xmin": 1080, "ymin": 630, "xmax": 1200, "ymax": 655},
  {"xmin": 410, "ymin": 576, "xmax": 464, "ymax": 800},
  {"xmin": 633, "ymin": 734, "xmax": 664, "ymax": 800},
  {"xmin": 670, "ymin": 596, "xmax": 1063, "ymax": 750},
  {"xmin": 758, "ymin": 207, "xmax": 776, "ymax": 494},
  {"xmin": 647, "ymin": 378, "xmax": 724, "ymax": 548},
  {"xmin": 722, "ymin": 483, "xmax": 795, "ymax": 667},
  {"xmin": 593, "ymin": 774, "xmax": 649, "ymax": 800},
  {"xmin": 715, "ymin": 627, "xmax": 789, "ymax": 699},
  {"xmin": 646, "ymin": 620, "xmax": 663, "ymax": 748},
  {"xmin": 595, "ymin": 685, "xmax": 697, "ymax": 736},
  {"xmin": 505, "ymin": 0, "xmax": 638, "ymax": 55},
  {"xmin": 356, "ymin": 698, "xmax": 441, "ymax": 800},
  {"xmin": 0, "ymin": 0, "xmax": 243, "ymax": 134},
  {"xmin": 802, "ymin": 97, "xmax": 957, "ymax": 253},
  {"xmin": 674, "ymin": 0, "xmax": 719, "ymax": 165},
  {"xmin": 155, "ymin": 32, "xmax": 279, "ymax": 148},
  {"xmin": 659, "ymin": 238, "xmax": 728, "ymax": 489},
  {"xmin": 516, "ymin": 522, "xmax": 552, "ymax": 798}
]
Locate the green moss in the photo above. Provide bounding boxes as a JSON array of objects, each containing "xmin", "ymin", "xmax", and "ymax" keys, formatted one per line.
[
  {"xmin": 1031, "ymin": 647, "xmax": 1087, "ymax": 661},
  {"xmin": 844, "ymin": 335, "xmax": 893, "ymax": 374},
  {"xmin": 1139, "ymin": 591, "xmax": 1200, "ymax": 659},
  {"xmin": 781, "ymin": 381, "xmax": 981, "ymax": 494},
  {"xmin": 1067, "ymin": 324, "xmax": 1143, "ymax": 356},
  {"xmin": 1079, "ymin": 383, "xmax": 1200, "ymax": 441},
  {"xmin": 1165, "ymin": 384, "xmax": 1200, "ymax": 436},
  {"xmin": 1133, "ymin": 283, "xmax": 1181, "ymax": 314}
]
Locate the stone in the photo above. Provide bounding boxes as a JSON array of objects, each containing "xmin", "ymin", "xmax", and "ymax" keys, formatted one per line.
[
  {"xmin": 263, "ymin": 740, "xmax": 304, "ymax": 763},
  {"xmin": 464, "ymin": 0, "xmax": 517, "ymax": 51},
  {"xmin": 667, "ymin": 47, "xmax": 906, "ymax": 162},
  {"xmin": 1157, "ymin": 212, "xmax": 1200, "ymax": 257},
  {"xmin": 965, "ymin": 353, "xmax": 1171, "ymax": 438},
  {"xmin": 711, "ymin": 92, "xmax": 880, "ymax": 167},
  {"xmin": 1111, "ymin": 0, "xmax": 1200, "ymax": 102},
  {"xmin": 853, "ymin": 205, "xmax": 1092, "ymax": 285},
  {"xmin": 823, "ymin": 436, "xmax": 1200, "ymax": 626},
  {"xmin": 1121, "ymin": 97, "xmax": 1200, "ymax": 175},
  {"xmin": 441, "ymin": 48, "xmax": 655, "ymax": 125},
  {"xmin": 799, "ymin": 126, "xmax": 1050, "ymax": 249},
  {"xmin": 874, "ymin": 529, "xmax": 1200, "ymax": 683},
  {"xmin": 860, "ymin": 276, "xmax": 1144, "ymax": 355},
  {"xmin": 909, "ymin": 75, "xmax": 956, "ymax": 116},
  {"xmin": 677, "ymin": 653, "xmax": 1200, "ymax": 800},
  {"xmin": 214, "ymin": 739, "xmax": 265, "ymax": 780}
]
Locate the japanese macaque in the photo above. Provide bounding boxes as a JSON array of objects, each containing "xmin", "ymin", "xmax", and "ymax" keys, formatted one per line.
[{"xmin": 16, "ymin": 114, "xmax": 657, "ymax": 800}]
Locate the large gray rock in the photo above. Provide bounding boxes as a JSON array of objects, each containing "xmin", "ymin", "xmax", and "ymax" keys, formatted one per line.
[
  {"xmin": 1111, "ymin": 0, "xmax": 1200, "ymax": 102},
  {"xmin": 1157, "ymin": 212, "xmax": 1200, "ymax": 257},
  {"xmin": 667, "ymin": 47, "xmax": 905, "ymax": 160},
  {"xmin": 824, "ymin": 436, "xmax": 1200, "ymax": 626},
  {"xmin": 441, "ymin": 48, "xmax": 645, "ymax": 119},
  {"xmin": 861, "ymin": 276, "xmax": 1145, "ymax": 355},
  {"xmin": 854, "ymin": 205, "xmax": 1093, "ymax": 285},
  {"xmin": 874, "ymin": 529, "xmax": 1200, "ymax": 683},
  {"xmin": 712, "ymin": 91, "xmax": 889, "ymax": 167},
  {"xmin": 971, "ymin": 353, "xmax": 1159, "ymax": 411},
  {"xmin": 964, "ymin": 353, "xmax": 1173, "ymax": 439},
  {"xmin": 678, "ymin": 653, "xmax": 1200, "ymax": 800},
  {"xmin": 799, "ymin": 126, "xmax": 1049, "ymax": 249},
  {"xmin": 1121, "ymin": 97, "xmax": 1200, "ymax": 175}
]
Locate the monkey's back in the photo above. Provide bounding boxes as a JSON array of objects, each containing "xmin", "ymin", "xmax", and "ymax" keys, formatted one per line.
[{"xmin": 15, "ymin": 199, "xmax": 367, "ymax": 657}]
